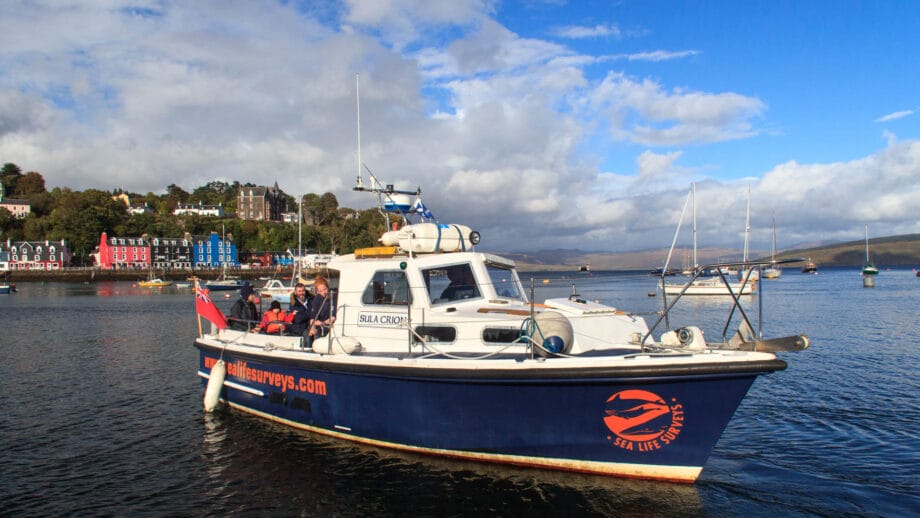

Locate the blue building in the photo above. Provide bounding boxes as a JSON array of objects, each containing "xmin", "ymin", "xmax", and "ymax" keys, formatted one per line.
[{"xmin": 193, "ymin": 231, "xmax": 239, "ymax": 268}]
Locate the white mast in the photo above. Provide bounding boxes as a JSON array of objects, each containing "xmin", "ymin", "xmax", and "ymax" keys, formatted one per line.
[
  {"xmin": 743, "ymin": 185, "xmax": 751, "ymax": 264},
  {"xmin": 771, "ymin": 213, "xmax": 777, "ymax": 262},
  {"xmin": 692, "ymin": 182, "xmax": 697, "ymax": 269},
  {"xmin": 298, "ymin": 196, "xmax": 302, "ymax": 267},
  {"xmin": 355, "ymin": 74, "xmax": 364, "ymax": 189}
]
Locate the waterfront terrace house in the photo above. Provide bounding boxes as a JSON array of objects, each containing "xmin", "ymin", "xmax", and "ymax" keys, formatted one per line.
[
  {"xmin": 238, "ymin": 182, "xmax": 286, "ymax": 221},
  {"xmin": 0, "ymin": 183, "xmax": 31, "ymax": 219},
  {"xmin": 193, "ymin": 231, "xmax": 239, "ymax": 268},
  {"xmin": 2, "ymin": 239, "xmax": 72, "ymax": 270},
  {"xmin": 96, "ymin": 232, "xmax": 150, "ymax": 269},
  {"xmin": 175, "ymin": 201, "xmax": 224, "ymax": 217},
  {"xmin": 150, "ymin": 235, "xmax": 193, "ymax": 270}
]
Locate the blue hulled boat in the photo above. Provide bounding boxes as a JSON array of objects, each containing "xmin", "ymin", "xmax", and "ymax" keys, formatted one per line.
[{"xmin": 193, "ymin": 179, "xmax": 809, "ymax": 483}]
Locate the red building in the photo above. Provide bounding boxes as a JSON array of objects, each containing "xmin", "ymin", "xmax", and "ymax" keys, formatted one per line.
[{"xmin": 95, "ymin": 232, "xmax": 150, "ymax": 269}]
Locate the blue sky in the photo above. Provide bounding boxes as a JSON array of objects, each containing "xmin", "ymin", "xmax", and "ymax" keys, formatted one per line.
[{"xmin": 1, "ymin": 0, "xmax": 918, "ymax": 253}]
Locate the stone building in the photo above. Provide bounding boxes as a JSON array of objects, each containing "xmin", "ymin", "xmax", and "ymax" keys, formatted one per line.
[{"xmin": 237, "ymin": 182, "xmax": 286, "ymax": 221}]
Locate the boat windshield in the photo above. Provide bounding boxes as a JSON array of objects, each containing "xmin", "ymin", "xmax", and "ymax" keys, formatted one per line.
[
  {"xmin": 422, "ymin": 263, "xmax": 481, "ymax": 304},
  {"xmin": 486, "ymin": 263, "xmax": 526, "ymax": 302}
]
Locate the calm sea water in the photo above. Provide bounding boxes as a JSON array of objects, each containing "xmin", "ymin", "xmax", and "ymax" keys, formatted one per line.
[{"xmin": 2, "ymin": 268, "xmax": 918, "ymax": 516}]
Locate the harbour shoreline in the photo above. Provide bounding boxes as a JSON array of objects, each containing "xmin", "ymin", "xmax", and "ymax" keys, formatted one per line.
[{"xmin": 0, "ymin": 267, "xmax": 327, "ymax": 283}]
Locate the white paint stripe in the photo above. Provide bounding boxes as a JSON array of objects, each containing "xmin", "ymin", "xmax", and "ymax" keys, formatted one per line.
[
  {"xmin": 223, "ymin": 401, "xmax": 703, "ymax": 483},
  {"xmin": 197, "ymin": 370, "xmax": 265, "ymax": 397}
]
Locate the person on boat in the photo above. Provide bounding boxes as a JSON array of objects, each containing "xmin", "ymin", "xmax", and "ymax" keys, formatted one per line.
[
  {"xmin": 286, "ymin": 282, "xmax": 312, "ymax": 336},
  {"xmin": 439, "ymin": 265, "xmax": 479, "ymax": 301},
  {"xmin": 259, "ymin": 300, "xmax": 291, "ymax": 335},
  {"xmin": 229, "ymin": 285, "xmax": 260, "ymax": 332},
  {"xmin": 307, "ymin": 276, "xmax": 336, "ymax": 346}
]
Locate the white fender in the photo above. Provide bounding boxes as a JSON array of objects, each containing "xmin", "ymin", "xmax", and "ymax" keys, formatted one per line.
[
  {"xmin": 333, "ymin": 336, "xmax": 362, "ymax": 355},
  {"xmin": 529, "ymin": 311, "xmax": 574, "ymax": 357},
  {"xmin": 203, "ymin": 359, "xmax": 226, "ymax": 412}
]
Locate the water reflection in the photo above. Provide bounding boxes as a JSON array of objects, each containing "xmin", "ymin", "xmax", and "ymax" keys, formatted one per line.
[
  {"xmin": 4, "ymin": 271, "xmax": 920, "ymax": 515},
  {"xmin": 199, "ymin": 408, "xmax": 703, "ymax": 516}
]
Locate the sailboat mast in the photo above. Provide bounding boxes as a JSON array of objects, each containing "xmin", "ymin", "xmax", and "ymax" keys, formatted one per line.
[
  {"xmin": 692, "ymin": 182, "xmax": 697, "ymax": 268},
  {"xmin": 743, "ymin": 185, "xmax": 751, "ymax": 264},
  {"xmin": 865, "ymin": 224, "xmax": 870, "ymax": 262},
  {"xmin": 771, "ymin": 214, "xmax": 776, "ymax": 261},
  {"xmin": 298, "ymin": 196, "xmax": 302, "ymax": 259}
]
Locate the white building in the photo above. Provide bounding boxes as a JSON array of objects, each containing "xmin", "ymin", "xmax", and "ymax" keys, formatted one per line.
[{"xmin": 174, "ymin": 201, "xmax": 224, "ymax": 217}]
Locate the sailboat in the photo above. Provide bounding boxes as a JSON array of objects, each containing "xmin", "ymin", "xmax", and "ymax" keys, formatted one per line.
[
  {"xmin": 763, "ymin": 215, "xmax": 782, "ymax": 279},
  {"xmin": 259, "ymin": 199, "xmax": 312, "ymax": 302},
  {"xmin": 738, "ymin": 186, "xmax": 760, "ymax": 281},
  {"xmin": 801, "ymin": 258, "xmax": 817, "ymax": 274},
  {"xmin": 862, "ymin": 224, "xmax": 879, "ymax": 276},
  {"xmin": 663, "ymin": 183, "xmax": 755, "ymax": 296},
  {"xmin": 206, "ymin": 225, "xmax": 251, "ymax": 291},
  {"xmin": 139, "ymin": 262, "xmax": 172, "ymax": 287}
]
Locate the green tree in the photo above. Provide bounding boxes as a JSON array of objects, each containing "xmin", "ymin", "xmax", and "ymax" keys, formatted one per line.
[
  {"xmin": 15, "ymin": 171, "xmax": 46, "ymax": 196},
  {"xmin": 22, "ymin": 215, "xmax": 53, "ymax": 241},
  {"xmin": 48, "ymin": 189, "xmax": 128, "ymax": 255},
  {"xmin": 191, "ymin": 181, "xmax": 236, "ymax": 206},
  {"xmin": 0, "ymin": 207, "xmax": 18, "ymax": 240},
  {"xmin": 1, "ymin": 162, "xmax": 22, "ymax": 194},
  {"xmin": 120, "ymin": 211, "xmax": 158, "ymax": 237},
  {"xmin": 152, "ymin": 213, "xmax": 183, "ymax": 238},
  {"xmin": 26, "ymin": 192, "xmax": 56, "ymax": 217},
  {"xmin": 302, "ymin": 192, "xmax": 339, "ymax": 226},
  {"xmin": 164, "ymin": 184, "xmax": 189, "ymax": 212}
]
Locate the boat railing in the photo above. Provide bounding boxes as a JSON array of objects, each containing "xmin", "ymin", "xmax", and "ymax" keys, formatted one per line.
[{"xmin": 645, "ymin": 258, "xmax": 804, "ymax": 349}]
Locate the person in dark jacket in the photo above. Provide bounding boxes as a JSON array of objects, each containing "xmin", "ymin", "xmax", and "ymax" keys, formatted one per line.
[
  {"xmin": 307, "ymin": 276, "xmax": 336, "ymax": 346},
  {"xmin": 286, "ymin": 282, "xmax": 312, "ymax": 336},
  {"xmin": 229, "ymin": 285, "xmax": 260, "ymax": 332}
]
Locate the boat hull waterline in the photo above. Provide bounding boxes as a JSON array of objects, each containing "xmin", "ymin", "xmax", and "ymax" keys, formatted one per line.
[{"xmin": 195, "ymin": 338, "xmax": 785, "ymax": 483}]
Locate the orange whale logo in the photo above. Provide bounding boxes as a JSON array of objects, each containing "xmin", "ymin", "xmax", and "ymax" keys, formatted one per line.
[{"xmin": 604, "ymin": 389, "xmax": 684, "ymax": 451}]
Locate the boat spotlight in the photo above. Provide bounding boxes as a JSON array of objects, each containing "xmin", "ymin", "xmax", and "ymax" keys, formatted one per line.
[{"xmin": 469, "ymin": 231, "xmax": 481, "ymax": 245}]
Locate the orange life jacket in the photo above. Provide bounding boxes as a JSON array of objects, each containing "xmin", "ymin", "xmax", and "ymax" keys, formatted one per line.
[{"xmin": 259, "ymin": 309, "xmax": 290, "ymax": 334}]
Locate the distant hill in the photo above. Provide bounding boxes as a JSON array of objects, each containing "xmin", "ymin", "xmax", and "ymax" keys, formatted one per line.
[
  {"xmin": 773, "ymin": 233, "xmax": 920, "ymax": 268},
  {"xmin": 507, "ymin": 234, "xmax": 920, "ymax": 271}
]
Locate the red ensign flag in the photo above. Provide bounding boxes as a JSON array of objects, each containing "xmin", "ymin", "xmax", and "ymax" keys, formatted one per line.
[{"xmin": 195, "ymin": 281, "xmax": 228, "ymax": 329}]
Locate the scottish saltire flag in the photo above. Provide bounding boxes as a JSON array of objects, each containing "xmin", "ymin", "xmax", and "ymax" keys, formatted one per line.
[
  {"xmin": 195, "ymin": 280, "xmax": 228, "ymax": 329},
  {"xmin": 413, "ymin": 197, "xmax": 434, "ymax": 220}
]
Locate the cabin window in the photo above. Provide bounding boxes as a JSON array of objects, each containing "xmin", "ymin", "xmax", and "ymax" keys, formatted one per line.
[
  {"xmin": 486, "ymin": 262, "xmax": 525, "ymax": 301},
  {"xmin": 483, "ymin": 327, "xmax": 521, "ymax": 344},
  {"xmin": 414, "ymin": 326, "xmax": 456, "ymax": 344},
  {"xmin": 362, "ymin": 270, "xmax": 411, "ymax": 305},
  {"xmin": 422, "ymin": 263, "xmax": 481, "ymax": 304}
]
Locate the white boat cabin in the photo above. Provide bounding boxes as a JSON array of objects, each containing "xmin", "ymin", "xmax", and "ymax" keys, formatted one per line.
[{"xmin": 315, "ymin": 236, "xmax": 650, "ymax": 357}]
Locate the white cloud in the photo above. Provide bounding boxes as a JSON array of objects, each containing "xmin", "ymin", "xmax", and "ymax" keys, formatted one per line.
[
  {"xmin": 875, "ymin": 110, "xmax": 913, "ymax": 123},
  {"xmin": 883, "ymin": 129, "xmax": 897, "ymax": 147},
  {"xmin": 1, "ymin": 1, "xmax": 919, "ymax": 254},
  {"xmin": 552, "ymin": 23, "xmax": 623, "ymax": 39},
  {"xmin": 635, "ymin": 150, "xmax": 685, "ymax": 185},
  {"xmin": 590, "ymin": 72, "xmax": 766, "ymax": 146},
  {"xmin": 343, "ymin": 0, "xmax": 492, "ymax": 50},
  {"xmin": 603, "ymin": 50, "xmax": 701, "ymax": 62}
]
